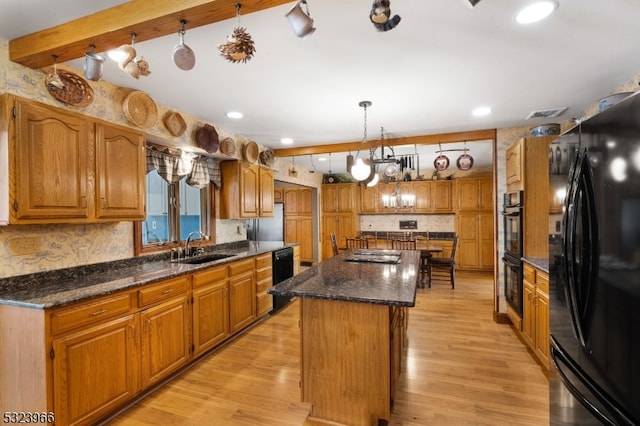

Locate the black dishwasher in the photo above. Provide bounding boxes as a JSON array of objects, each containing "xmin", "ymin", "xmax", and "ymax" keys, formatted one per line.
[{"xmin": 272, "ymin": 246, "xmax": 294, "ymax": 312}]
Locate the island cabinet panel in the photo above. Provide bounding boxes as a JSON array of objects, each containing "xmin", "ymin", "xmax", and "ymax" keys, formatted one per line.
[
  {"xmin": 192, "ymin": 265, "xmax": 229, "ymax": 356},
  {"xmin": 94, "ymin": 122, "xmax": 145, "ymax": 220},
  {"xmin": 301, "ymin": 298, "xmax": 392, "ymax": 425},
  {"xmin": 52, "ymin": 315, "xmax": 140, "ymax": 426}
]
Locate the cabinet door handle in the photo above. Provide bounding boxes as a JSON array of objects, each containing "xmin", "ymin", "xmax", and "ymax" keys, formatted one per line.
[
  {"xmin": 162, "ymin": 288, "xmax": 174, "ymax": 295},
  {"xmin": 91, "ymin": 309, "xmax": 107, "ymax": 316},
  {"xmin": 101, "ymin": 197, "xmax": 107, "ymax": 209},
  {"xmin": 128, "ymin": 324, "xmax": 135, "ymax": 339}
]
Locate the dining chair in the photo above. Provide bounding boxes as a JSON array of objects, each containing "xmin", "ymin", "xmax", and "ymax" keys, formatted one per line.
[
  {"xmin": 346, "ymin": 238, "xmax": 369, "ymax": 249},
  {"xmin": 391, "ymin": 239, "xmax": 417, "ymax": 250},
  {"xmin": 330, "ymin": 233, "xmax": 340, "ymax": 256},
  {"xmin": 427, "ymin": 235, "xmax": 459, "ymax": 289}
]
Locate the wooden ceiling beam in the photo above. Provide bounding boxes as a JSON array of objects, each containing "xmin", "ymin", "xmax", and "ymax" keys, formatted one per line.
[
  {"xmin": 273, "ymin": 128, "xmax": 497, "ymax": 157},
  {"xmin": 9, "ymin": 0, "xmax": 292, "ymax": 69}
]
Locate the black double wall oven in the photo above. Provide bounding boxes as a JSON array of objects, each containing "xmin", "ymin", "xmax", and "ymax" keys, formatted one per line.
[{"xmin": 502, "ymin": 190, "xmax": 524, "ymax": 315}]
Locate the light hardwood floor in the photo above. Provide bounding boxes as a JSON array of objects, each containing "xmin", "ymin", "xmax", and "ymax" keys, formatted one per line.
[{"xmin": 106, "ymin": 272, "xmax": 549, "ymax": 425}]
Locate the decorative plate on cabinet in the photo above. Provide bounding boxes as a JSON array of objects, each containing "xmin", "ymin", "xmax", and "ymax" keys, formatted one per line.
[
  {"xmin": 244, "ymin": 141, "xmax": 259, "ymax": 163},
  {"xmin": 195, "ymin": 124, "xmax": 220, "ymax": 153}
]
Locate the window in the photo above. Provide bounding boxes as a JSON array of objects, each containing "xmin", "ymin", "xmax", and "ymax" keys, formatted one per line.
[{"xmin": 134, "ymin": 147, "xmax": 218, "ymax": 255}]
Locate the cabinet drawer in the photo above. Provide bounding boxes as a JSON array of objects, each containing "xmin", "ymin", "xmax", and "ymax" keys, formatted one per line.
[
  {"xmin": 138, "ymin": 276, "xmax": 190, "ymax": 308},
  {"xmin": 51, "ymin": 292, "xmax": 133, "ymax": 335},
  {"xmin": 192, "ymin": 265, "xmax": 227, "ymax": 289},
  {"xmin": 228, "ymin": 258, "xmax": 255, "ymax": 276},
  {"xmin": 256, "ymin": 265, "xmax": 272, "ymax": 283},
  {"xmin": 536, "ymin": 271, "xmax": 549, "ymax": 293},
  {"xmin": 257, "ymin": 278, "xmax": 272, "ymax": 294},
  {"xmin": 255, "ymin": 253, "xmax": 272, "ymax": 269},
  {"xmin": 523, "ymin": 264, "xmax": 535, "ymax": 284},
  {"xmin": 257, "ymin": 292, "xmax": 273, "ymax": 316}
]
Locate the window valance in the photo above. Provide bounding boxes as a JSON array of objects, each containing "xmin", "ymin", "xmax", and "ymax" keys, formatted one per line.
[{"xmin": 146, "ymin": 146, "xmax": 221, "ymax": 188}]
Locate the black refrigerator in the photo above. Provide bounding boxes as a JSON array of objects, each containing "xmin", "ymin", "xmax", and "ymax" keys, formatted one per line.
[{"xmin": 549, "ymin": 92, "xmax": 640, "ymax": 425}]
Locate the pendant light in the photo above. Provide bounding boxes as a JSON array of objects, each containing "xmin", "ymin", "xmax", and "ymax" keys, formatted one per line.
[{"xmin": 350, "ymin": 101, "xmax": 372, "ymax": 181}]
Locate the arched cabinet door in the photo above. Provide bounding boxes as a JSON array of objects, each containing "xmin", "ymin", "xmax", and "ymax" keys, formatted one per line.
[
  {"xmin": 95, "ymin": 122, "xmax": 146, "ymax": 220},
  {"xmin": 13, "ymin": 98, "xmax": 90, "ymax": 221}
]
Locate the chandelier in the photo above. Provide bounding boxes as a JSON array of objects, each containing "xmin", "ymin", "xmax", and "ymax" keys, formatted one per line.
[{"xmin": 381, "ymin": 182, "xmax": 415, "ymax": 208}]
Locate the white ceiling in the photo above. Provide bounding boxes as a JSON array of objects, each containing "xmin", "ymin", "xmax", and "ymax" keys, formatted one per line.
[{"xmin": 2, "ymin": 0, "xmax": 640, "ymax": 175}]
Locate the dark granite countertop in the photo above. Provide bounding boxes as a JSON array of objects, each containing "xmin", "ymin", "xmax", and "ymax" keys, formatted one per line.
[
  {"xmin": 522, "ymin": 257, "xmax": 549, "ymax": 274},
  {"xmin": 0, "ymin": 241, "xmax": 295, "ymax": 310},
  {"xmin": 269, "ymin": 249, "xmax": 421, "ymax": 307}
]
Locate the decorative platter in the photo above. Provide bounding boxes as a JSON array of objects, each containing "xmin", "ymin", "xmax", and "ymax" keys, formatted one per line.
[
  {"xmin": 195, "ymin": 124, "xmax": 219, "ymax": 153},
  {"xmin": 244, "ymin": 141, "xmax": 259, "ymax": 163},
  {"xmin": 122, "ymin": 91, "xmax": 157, "ymax": 128},
  {"xmin": 163, "ymin": 111, "xmax": 187, "ymax": 137},
  {"xmin": 45, "ymin": 69, "xmax": 94, "ymax": 107}
]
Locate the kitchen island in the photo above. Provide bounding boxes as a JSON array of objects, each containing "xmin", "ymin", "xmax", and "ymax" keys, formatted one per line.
[{"xmin": 269, "ymin": 248, "xmax": 421, "ymax": 426}]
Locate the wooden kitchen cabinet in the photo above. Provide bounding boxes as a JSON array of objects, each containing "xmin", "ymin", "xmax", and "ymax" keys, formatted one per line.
[
  {"xmin": 506, "ymin": 140, "xmax": 523, "ymax": 191},
  {"xmin": 255, "ymin": 253, "xmax": 273, "ymax": 317},
  {"xmin": 322, "ymin": 183, "xmax": 358, "ymax": 260},
  {"xmin": 359, "ymin": 180, "xmax": 453, "ymax": 214},
  {"xmin": 95, "ymin": 122, "xmax": 146, "ymax": 220},
  {"xmin": 412, "ymin": 181, "xmax": 432, "ymax": 213},
  {"xmin": 228, "ymin": 257, "xmax": 257, "ymax": 333},
  {"xmin": 293, "ymin": 244, "xmax": 301, "ymax": 275},
  {"xmin": 285, "ymin": 216, "xmax": 314, "ymax": 263},
  {"xmin": 4, "ymin": 95, "xmax": 146, "ymax": 224},
  {"xmin": 322, "ymin": 183, "xmax": 357, "ymax": 213},
  {"xmin": 138, "ymin": 277, "xmax": 191, "ymax": 388},
  {"xmin": 283, "ymin": 187, "xmax": 314, "ymax": 263},
  {"xmin": 0, "ymin": 252, "xmax": 284, "ymax": 425},
  {"xmin": 456, "ymin": 177, "xmax": 493, "ymax": 212},
  {"xmin": 522, "ymin": 263, "xmax": 550, "ymax": 370},
  {"xmin": 284, "ymin": 187, "xmax": 312, "ymax": 216},
  {"xmin": 431, "ymin": 181, "xmax": 453, "ymax": 212},
  {"xmin": 52, "ymin": 315, "xmax": 140, "ymax": 426},
  {"xmin": 507, "ymin": 136, "xmax": 555, "ymax": 258},
  {"xmin": 359, "ymin": 185, "xmax": 378, "ymax": 213},
  {"xmin": 457, "ymin": 212, "xmax": 493, "ymax": 271},
  {"xmin": 259, "ymin": 166, "xmax": 275, "ymax": 217},
  {"xmin": 219, "ymin": 161, "xmax": 274, "ymax": 219},
  {"xmin": 322, "ymin": 213, "xmax": 357, "ymax": 260},
  {"xmin": 12, "ymin": 96, "xmax": 91, "ymax": 221},
  {"xmin": 192, "ymin": 265, "xmax": 229, "ymax": 356}
]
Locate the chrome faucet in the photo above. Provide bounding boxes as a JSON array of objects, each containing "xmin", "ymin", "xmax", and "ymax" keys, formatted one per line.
[{"xmin": 184, "ymin": 231, "xmax": 207, "ymax": 258}]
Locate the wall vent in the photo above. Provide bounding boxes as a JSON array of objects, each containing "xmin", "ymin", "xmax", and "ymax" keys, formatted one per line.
[{"xmin": 525, "ymin": 107, "xmax": 568, "ymax": 119}]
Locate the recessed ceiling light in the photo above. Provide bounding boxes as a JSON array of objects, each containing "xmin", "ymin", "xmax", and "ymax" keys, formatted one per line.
[
  {"xmin": 472, "ymin": 106, "xmax": 492, "ymax": 117},
  {"xmin": 226, "ymin": 111, "xmax": 243, "ymax": 119},
  {"xmin": 281, "ymin": 138, "xmax": 294, "ymax": 145},
  {"xmin": 515, "ymin": 1, "xmax": 558, "ymax": 24}
]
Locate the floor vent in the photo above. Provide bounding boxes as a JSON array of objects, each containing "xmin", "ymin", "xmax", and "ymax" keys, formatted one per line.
[{"xmin": 525, "ymin": 107, "xmax": 568, "ymax": 119}]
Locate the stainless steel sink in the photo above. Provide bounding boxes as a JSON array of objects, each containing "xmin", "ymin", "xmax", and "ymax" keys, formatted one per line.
[{"xmin": 175, "ymin": 253, "xmax": 235, "ymax": 265}]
